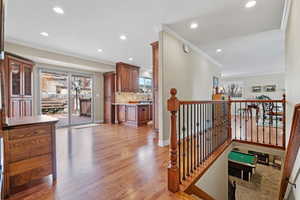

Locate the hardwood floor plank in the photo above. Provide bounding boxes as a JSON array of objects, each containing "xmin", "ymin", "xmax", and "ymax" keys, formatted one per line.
[{"xmin": 8, "ymin": 124, "xmax": 187, "ymax": 200}]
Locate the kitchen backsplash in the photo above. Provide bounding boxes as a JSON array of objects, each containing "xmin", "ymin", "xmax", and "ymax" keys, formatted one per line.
[{"xmin": 115, "ymin": 92, "xmax": 152, "ymax": 103}]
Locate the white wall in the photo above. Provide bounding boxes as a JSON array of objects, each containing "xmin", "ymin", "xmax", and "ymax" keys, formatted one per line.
[
  {"xmin": 159, "ymin": 30, "xmax": 221, "ymax": 145},
  {"xmin": 195, "ymin": 145, "xmax": 232, "ymax": 200},
  {"xmin": 285, "ymin": 0, "xmax": 300, "ymax": 198},
  {"xmin": 222, "ymin": 73, "xmax": 286, "ymax": 100}
]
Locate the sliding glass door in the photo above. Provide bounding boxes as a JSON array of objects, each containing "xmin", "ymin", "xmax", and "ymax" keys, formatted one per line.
[
  {"xmin": 40, "ymin": 71, "xmax": 69, "ymax": 127},
  {"xmin": 70, "ymin": 75, "xmax": 93, "ymax": 125},
  {"xmin": 39, "ymin": 69, "xmax": 94, "ymax": 127}
]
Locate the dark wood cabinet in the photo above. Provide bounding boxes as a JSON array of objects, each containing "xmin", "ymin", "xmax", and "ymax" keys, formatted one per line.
[
  {"xmin": 103, "ymin": 72, "xmax": 116, "ymax": 123},
  {"xmin": 117, "ymin": 105, "xmax": 126, "ymax": 123},
  {"xmin": 3, "ymin": 53, "xmax": 34, "ymax": 118},
  {"xmin": 116, "ymin": 62, "xmax": 140, "ymax": 93},
  {"xmin": 3, "ymin": 116, "xmax": 58, "ymax": 197},
  {"xmin": 151, "ymin": 42, "xmax": 159, "ymax": 133}
]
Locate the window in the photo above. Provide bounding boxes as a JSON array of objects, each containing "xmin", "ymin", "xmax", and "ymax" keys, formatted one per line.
[{"xmin": 139, "ymin": 77, "xmax": 152, "ymax": 92}]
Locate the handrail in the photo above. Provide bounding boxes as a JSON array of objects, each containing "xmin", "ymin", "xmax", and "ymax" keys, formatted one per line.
[
  {"xmin": 186, "ymin": 185, "xmax": 215, "ymax": 200},
  {"xmin": 278, "ymin": 104, "xmax": 300, "ymax": 200},
  {"xmin": 230, "ymin": 95, "xmax": 286, "ymax": 149},
  {"xmin": 167, "ymin": 88, "xmax": 231, "ymax": 192},
  {"xmin": 167, "ymin": 88, "xmax": 287, "ymax": 194}
]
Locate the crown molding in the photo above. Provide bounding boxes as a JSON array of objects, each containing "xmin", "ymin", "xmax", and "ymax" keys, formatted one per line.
[
  {"xmin": 5, "ymin": 37, "xmax": 116, "ymax": 66},
  {"xmin": 222, "ymin": 71, "xmax": 286, "ymax": 79},
  {"xmin": 281, "ymin": 0, "xmax": 292, "ymax": 32},
  {"xmin": 161, "ymin": 25, "xmax": 223, "ymax": 68}
]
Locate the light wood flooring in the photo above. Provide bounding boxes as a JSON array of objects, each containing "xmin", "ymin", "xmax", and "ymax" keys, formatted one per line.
[{"xmin": 7, "ymin": 124, "xmax": 185, "ymax": 200}]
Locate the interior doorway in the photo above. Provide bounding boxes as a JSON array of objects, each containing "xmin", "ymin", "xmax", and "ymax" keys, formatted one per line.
[{"xmin": 39, "ymin": 69, "xmax": 94, "ymax": 127}]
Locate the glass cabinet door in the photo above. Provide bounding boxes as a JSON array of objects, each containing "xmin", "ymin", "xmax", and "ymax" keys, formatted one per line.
[
  {"xmin": 9, "ymin": 60, "xmax": 22, "ymax": 97},
  {"xmin": 23, "ymin": 65, "xmax": 32, "ymax": 97}
]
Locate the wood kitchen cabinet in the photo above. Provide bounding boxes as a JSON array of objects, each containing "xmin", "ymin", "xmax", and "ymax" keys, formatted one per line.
[
  {"xmin": 3, "ymin": 116, "xmax": 58, "ymax": 197},
  {"xmin": 116, "ymin": 62, "xmax": 140, "ymax": 93},
  {"xmin": 104, "ymin": 72, "xmax": 116, "ymax": 123},
  {"xmin": 2, "ymin": 53, "xmax": 34, "ymax": 118}
]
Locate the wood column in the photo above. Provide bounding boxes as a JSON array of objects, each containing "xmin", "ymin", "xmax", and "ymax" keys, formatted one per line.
[
  {"xmin": 151, "ymin": 41, "xmax": 159, "ymax": 133},
  {"xmin": 167, "ymin": 88, "xmax": 180, "ymax": 192}
]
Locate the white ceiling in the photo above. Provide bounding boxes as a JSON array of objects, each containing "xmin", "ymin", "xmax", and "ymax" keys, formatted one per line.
[
  {"xmin": 5, "ymin": 0, "xmax": 252, "ymax": 70},
  {"xmin": 6, "ymin": 0, "xmax": 286, "ymax": 75},
  {"xmin": 167, "ymin": 0, "xmax": 286, "ymax": 76}
]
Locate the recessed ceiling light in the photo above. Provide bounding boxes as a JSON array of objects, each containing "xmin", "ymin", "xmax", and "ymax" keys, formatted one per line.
[
  {"xmin": 245, "ymin": 0, "xmax": 256, "ymax": 8},
  {"xmin": 216, "ymin": 49, "xmax": 222, "ymax": 53},
  {"xmin": 120, "ymin": 35, "xmax": 127, "ymax": 40},
  {"xmin": 128, "ymin": 57, "xmax": 133, "ymax": 61},
  {"xmin": 40, "ymin": 32, "xmax": 49, "ymax": 37},
  {"xmin": 97, "ymin": 49, "xmax": 103, "ymax": 52},
  {"xmin": 53, "ymin": 6, "xmax": 64, "ymax": 15},
  {"xmin": 190, "ymin": 22, "xmax": 198, "ymax": 29}
]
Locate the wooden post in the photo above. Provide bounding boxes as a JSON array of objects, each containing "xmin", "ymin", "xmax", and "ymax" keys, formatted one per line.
[
  {"xmin": 228, "ymin": 96, "xmax": 232, "ymax": 140},
  {"xmin": 167, "ymin": 88, "xmax": 180, "ymax": 192},
  {"xmin": 282, "ymin": 94, "xmax": 286, "ymax": 148}
]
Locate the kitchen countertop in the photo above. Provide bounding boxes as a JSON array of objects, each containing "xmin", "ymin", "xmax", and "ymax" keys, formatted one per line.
[{"xmin": 3, "ymin": 115, "xmax": 59, "ymax": 128}]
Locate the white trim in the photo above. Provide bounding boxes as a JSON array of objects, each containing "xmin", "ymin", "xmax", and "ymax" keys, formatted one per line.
[
  {"xmin": 161, "ymin": 25, "xmax": 223, "ymax": 68},
  {"xmin": 222, "ymin": 71, "xmax": 286, "ymax": 79},
  {"xmin": 5, "ymin": 37, "xmax": 115, "ymax": 66},
  {"xmin": 158, "ymin": 139, "xmax": 169, "ymax": 147},
  {"xmin": 281, "ymin": 0, "xmax": 292, "ymax": 31}
]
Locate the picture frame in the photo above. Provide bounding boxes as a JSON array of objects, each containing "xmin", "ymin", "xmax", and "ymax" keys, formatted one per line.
[
  {"xmin": 264, "ymin": 85, "xmax": 276, "ymax": 92},
  {"xmin": 252, "ymin": 86, "xmax": 262, "ymax": 93}
]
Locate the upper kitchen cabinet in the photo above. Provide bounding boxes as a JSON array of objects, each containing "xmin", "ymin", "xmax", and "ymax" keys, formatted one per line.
[
  {"xmin": 116, "ymin": 62, "xmax": 140, "ymax": 93},
  {"xmin": 3, "ymin": 53, "xmax": 34, "ymax": 118},
  {"xmin": 0, "ymin": 0, "xmax": 5, "ymax": 60}
]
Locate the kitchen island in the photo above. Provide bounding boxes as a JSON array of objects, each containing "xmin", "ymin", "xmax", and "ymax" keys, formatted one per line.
[
  {"xmin": 113, "ymin": 103, "xmax": 152, "ymax": 127},
  {"xmin": 2, "ymin": 115, "xmax": 58, "ymax": 197}
]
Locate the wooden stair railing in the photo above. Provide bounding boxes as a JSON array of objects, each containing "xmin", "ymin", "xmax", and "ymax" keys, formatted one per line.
[
  {"xmin": 279, "ymin": 104, "xmax": 300, "ymax": 200},
  {"xmin": 167, "ymin": 89, "xmax": 232, "ymax": 192},
  {"xmin": 230, "ymin": 96, "xmax": 286, "ymax": 150},
  {"xmin": 167, "ymin": 88, "xmax": 287, "ymax": 195},
  {"xmin": 186, "ymin": 185, "xmax": 214, "ymax": 200}
]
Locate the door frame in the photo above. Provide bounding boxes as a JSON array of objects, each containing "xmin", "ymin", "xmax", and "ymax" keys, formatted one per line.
[{"xmin": 36, "ymin": 66, "xmax": 95, "ymax": 127}]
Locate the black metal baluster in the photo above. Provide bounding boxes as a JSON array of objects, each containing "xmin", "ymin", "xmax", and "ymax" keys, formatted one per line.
[
  {"xmin": 194, "ymin": 104, "xmax": 197, "ymax": 170},
  {"xmin": 276, "ymin": 102, "xmax": 278, "ymax": 146},
  {"xmin": 235, "ymin": 102, "xmax": 237, "ymax": 139},
  {"xmin": 240, "ymin": 102, "xmax": 242, "ymax": 140},
  {"xmin": 200, "ymin": 104, "xmax": 203, "ymax": 164},
  {"xmin": 204, "ymin": 104, "xmax": 206, "ymax": 160},
  {"xmin": 186, "ymin": 104, "xmax": 190, "ymax": 176},
  {"xmin": 245, "ymin": 102, "xmax": 247, "ymax": 141},
  {"xmin": 182, "ymin": 105, "xmax": 186, "ymax": 180},
  {"xmin": 190, "ymin": 104, "xmax": 193, "ymax": 173},
  {"xmin": 269, "ymin": 105, "xmax": 272, "ymax": 145},
  {"xmin": 263, "ymin": 106, "xmax": 265, "ymax": 144},
  {"xmin": 197, "ymin": 104, "xmax": 199, "ymax": 167},
  {"xmin": 178, "ymin": 105, "xmax": 181, "ymax": 183},
  {"xmin": 250, "ymin": 102, "xmax": 253, "ymax": 142}
]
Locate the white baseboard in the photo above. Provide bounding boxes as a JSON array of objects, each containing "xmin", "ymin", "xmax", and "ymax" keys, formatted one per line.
[
  {"xmin": 158, "ymin": 139, "xmax": 169, "ymax": 147},
  {"xmin": 94, "ymin": 120, "xmax": 104, "ymax": 124}
]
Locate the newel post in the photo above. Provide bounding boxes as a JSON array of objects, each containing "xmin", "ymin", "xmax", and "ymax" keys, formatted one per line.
[
  {"xmin": 282, "ymin": 94, "xmax": 286, "ymax": 148},
  {"xmin": 227, "ymin": 96, "xmax": 232, "ymax": 140},
  {"xmin": 167, "ymin": 88, "xmax": 180, "ymax": 192}
]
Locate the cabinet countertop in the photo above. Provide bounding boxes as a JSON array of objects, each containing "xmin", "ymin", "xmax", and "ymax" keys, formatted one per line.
[{"xmin": 4, "ymin": 115, "xmax": 59, "ymax": 128}]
